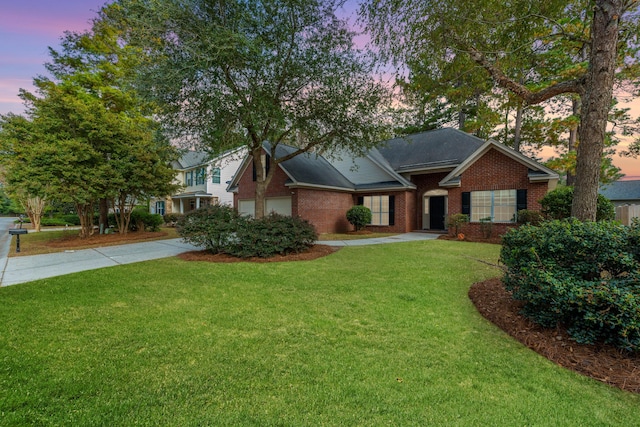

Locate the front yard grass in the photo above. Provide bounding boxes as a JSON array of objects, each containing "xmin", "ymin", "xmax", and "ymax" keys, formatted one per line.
[{"xmin": 1, "ymin": 240, "xmax": 639, "ymax": 425}]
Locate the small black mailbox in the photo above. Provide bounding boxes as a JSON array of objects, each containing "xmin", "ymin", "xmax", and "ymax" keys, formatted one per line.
[{"xmin": 9, "ymin": 228, "xmax": 28, "ymax": 253}]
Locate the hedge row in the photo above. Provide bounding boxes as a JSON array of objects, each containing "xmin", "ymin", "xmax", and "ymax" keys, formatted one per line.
[
  {"xmin": 177, "ymin": 205, "xmax": 317, "ymax": 258},
  {"xmin": 501, "ymin": 219, "xmax": 640, "ymax": 352}
]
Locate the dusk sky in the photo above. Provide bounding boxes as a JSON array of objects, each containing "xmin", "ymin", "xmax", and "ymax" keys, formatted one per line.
[{"xmin": 1, "ymin": 0, "xmax": 638, "ymax": 178}]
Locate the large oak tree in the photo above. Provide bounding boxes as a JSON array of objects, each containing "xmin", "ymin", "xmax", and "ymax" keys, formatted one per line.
[{"xmin": 106, "ymin": 0, "xmax": 390, "ymax": 218}]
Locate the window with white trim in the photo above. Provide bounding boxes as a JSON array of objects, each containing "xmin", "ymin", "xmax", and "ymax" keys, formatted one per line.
[
  {"xmin": 155, "ymin": 201, "xmax": 165, "ymax": 216},
  {"xmin": 211, "ymin": 167, "xmax": 221, "ymax": 184},
  {"xmin": 363, "ymin": 195, "xmax": 390, "ymax": 226},
  {"xmin": 470, "ymin": 190, "xmax": 517, "ymax": 222}
]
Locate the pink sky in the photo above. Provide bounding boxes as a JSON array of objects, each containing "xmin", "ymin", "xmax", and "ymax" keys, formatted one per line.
[{"xmin": 0, "ymin": 0, "xmax": 638, "ymax": 178}]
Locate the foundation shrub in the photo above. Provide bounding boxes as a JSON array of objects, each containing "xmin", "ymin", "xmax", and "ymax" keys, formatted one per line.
[
  {"xmin": 516, "ymin": 209, "xmax": 544, "ymax": 225},
  {"xmin": 177, "ymin": 204, "xmax": 240, "ymax": 253},
  {"xmin": 501, "ymin": 219, "xmax": 640, "ymax": 352},
  {"xmin": 227, "ymin": 213, "xmax": 317, "ymax": 258},
  {"xmin": 346, "ymin": 206, "xmax": 372, "ymax": 231},
  {"xmin": 178, "ymin": 208, "xmax": 317, "ymax": 258}
]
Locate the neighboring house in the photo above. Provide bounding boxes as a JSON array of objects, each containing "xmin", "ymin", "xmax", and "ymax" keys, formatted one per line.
[
  {"xmin": 151, "ymin": 147, "xmax": 246, "ymax": 216},
  {"xmin": 599, "ymin": 180, "xmax": 640, "ymax": 206},
  {"xmin": 599, "ymin": 179, "xmax": 640, "ymax": 226},
  {"xmin": 227, "ymin": 128, "xmax": 559, "ymax": 237}
]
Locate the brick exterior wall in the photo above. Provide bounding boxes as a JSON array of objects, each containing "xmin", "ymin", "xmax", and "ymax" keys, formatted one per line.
[
  {"xmin": 233, "ymin": 147, "xmax": 553, "ymax": 238},
  {"xmin": 295, "ymin": 189, "xmax": 353, "ymax": 234},
  {"xmin": 446, "ymin": 148, "xmax": 550, "ymax": 239}
]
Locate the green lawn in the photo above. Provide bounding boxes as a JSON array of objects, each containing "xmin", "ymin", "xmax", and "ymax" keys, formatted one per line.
[{"xmin": 1, "ymin": 240, "xmax": 638, "ymax": 425}]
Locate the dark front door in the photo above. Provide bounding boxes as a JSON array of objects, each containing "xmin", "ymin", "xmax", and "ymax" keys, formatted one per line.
[{"xmin": 429, "ymin": 196, "xmax": 446, "ymax": 230}]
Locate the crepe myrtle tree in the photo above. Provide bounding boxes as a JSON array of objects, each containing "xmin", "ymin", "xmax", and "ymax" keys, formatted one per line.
[{"xmin": 106, "ymin": 0, "xmax": 390, "ymax": 218}]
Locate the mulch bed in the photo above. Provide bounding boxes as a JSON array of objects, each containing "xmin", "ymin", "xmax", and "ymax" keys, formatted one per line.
[
  {"xmin": 469, "ymin": 278, "xmax": 640, "ymax": 393},
  {"xmin": 177, "ymin": 244, "xmax": 340, "ymax": 263},
  {"xmin": 45, "ymin": 231, "xmax": 171, "ymax": 248}
]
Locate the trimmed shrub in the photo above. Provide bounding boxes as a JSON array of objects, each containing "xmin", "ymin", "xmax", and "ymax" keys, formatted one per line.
[
  {"xmin": 516, "ymin": 209, "xmax": 544, "ymax": 225},
  {"xmin": 540, "ymin": 186, "xmax": 615, "ymax": 221},
  {"xmin": 163, "ymin": 213, "xmax": 181, "ymax": 225},
  {"xmin": 346, "ymin": 206, "xmax": 372, "ymax": 231},
  {"xmin": 177, "ymin": 204, "xmax": 240, "ymax": 253},
  {"xmin": 227, "ymin": 213, "xmax": 317, "ymax": 258},
  {"xmin": 446, "ymin": 213, "xmax": 469, "ymax": 235},
  {"xmin": 501, "ymin": 219, "xmax": 640, "ymax": 351},
  {"xmin": 130, "ymin": 208, "xmax": 163, "ymax": 232}
]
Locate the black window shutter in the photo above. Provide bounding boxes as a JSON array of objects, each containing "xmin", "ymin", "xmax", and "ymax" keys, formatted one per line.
[
  {"xmin": 265, "ymin": 154, "xmax": 271, "ymax": 176},
  {"xmin": 516, "ymin": 189, "xmax": 527, "ymax": 211},
  {"xmin": 389, "ymin": 196, "xmax": 395, "ymax": 226},
  {"xmin": 462, "ymin": 192, "xmax": 471, "ymax": 215},
  {"xmin": 357, "ymin": 196, "xmax": 364, "ymax": 205},
  {"xmin": 252, "ymin": 162, "xmax": 257, "ymax": 181}
]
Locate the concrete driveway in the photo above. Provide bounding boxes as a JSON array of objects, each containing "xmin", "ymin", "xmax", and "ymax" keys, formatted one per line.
[{"xmin": 0, "ymin": 220, "xmax": 439, "ymax": 287}]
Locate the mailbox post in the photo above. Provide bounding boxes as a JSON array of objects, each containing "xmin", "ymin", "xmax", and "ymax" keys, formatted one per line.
[{"xmin": 9, "ymin": 216, "xmax": 27, "ymax": 253}]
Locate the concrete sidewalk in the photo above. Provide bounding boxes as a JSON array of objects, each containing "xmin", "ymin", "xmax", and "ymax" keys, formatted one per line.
[{"xmin": 0, "ymin": 222, "xmax": 439, "ymax": 287}]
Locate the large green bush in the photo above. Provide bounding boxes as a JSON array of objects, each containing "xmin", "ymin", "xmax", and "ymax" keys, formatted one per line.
[
  {"xmin": 501, "ymin": 219, "xmax": 640, "ymax": 351},
  {"xmin": 539, "ymin": 186, "xmax": 614, "ymax": 221},
  {"xmin": 177, "ymin": 207, "xmax": 318, "ymax": 258},
  {"xmin": 177, "ymin": 204, "xmax": 240, "ymax": 253},
  {"xmin": 227, "ymin": 213, "xmax": 317, "ymax": 258},
  {"xmin": 346, "ymin": 206, "xmax": 372, "ymax": 231},
  {"xmin": 130, "ymin": 208, "xmax": 163, "ymax": 232}
]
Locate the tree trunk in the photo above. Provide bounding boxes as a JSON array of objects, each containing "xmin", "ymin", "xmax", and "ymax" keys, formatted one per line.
[
  {"xmin": 572, "ymin": 0, "xmax": 621, "ymax": 221},
  {"xmin": 99, "ymin": 198, "xmax": 109, "ymax": 234},
  {"xmin": 567, "ymin": 97, "xmax": 581, "ymax": 186},
  {"xmin": 76, "ymin": 202, "xmax": 95, "ymax": 238},
  {"xmin": 20, "ymin": 196, "xmax": 46, "ymax": 232}
]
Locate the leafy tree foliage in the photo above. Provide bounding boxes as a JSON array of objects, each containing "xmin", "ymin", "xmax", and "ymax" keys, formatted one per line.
[
  {"xmin": 539, "ymin": 186, "xmax": 615, "ymax": 222},
  {"xmin": 106, "ymin": 0, "xmax": 390, "ymax": 218},
  {"xmin": 361, "ymin": 0, "xmax": 640, "ymax": 221},
  {"xmin": 501, "ymin": 219, "xmax": 640, "ymax": 351},
  {"xmin": 0, "ymin": 18, "xmax": 179, "ymax": 237}
]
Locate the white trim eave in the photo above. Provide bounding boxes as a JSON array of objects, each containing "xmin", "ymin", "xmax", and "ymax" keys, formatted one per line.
[
  {"xmin": 286, "ymin": 182, "xmax": 355, "ymax": 193},
  {"xmin": 398, "ymin": 165, "xmax": 458, "ymax": 175}
]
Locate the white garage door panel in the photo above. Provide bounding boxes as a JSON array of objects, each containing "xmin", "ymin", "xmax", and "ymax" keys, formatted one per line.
[{"xmin": 266, "ymin": 197, "xmax": 292, "ymax": 216}]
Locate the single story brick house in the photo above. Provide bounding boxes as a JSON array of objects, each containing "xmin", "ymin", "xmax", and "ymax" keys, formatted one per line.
[{"xmin": 227, "ymin": 128, "xmax": 559, "ymax": 236}]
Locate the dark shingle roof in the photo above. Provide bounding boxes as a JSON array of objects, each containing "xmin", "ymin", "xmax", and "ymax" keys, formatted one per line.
[
  {"xmin": 271, "ymin": 143, "xmax": 355, "ymax": 189},
  {"xmin": 599, "ymin": 180, "xmax": 640, "ymax": 202},
  {"xmin": 376, "ymin": 128, "xmax": 485, "ymax": 172}
]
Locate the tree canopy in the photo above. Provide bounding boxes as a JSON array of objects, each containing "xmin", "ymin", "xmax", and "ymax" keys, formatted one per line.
[
  {"xmin": 106, "ymin": 0, "xmax": 390, "ymax": 218},
  {"xmin": 0, "ymin": 17, "xmax": 179, "ymax": 237},
  {"xmin": 362, "ymin": 0, "xmax": 640, "ymax": 221}
]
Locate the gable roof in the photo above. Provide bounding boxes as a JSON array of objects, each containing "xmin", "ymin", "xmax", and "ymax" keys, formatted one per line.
[
  {"xmin": 173, "ymin": 151, "xmax": 209, "ymax": 170},
  {"xmin": 227, "ymin": 128, "xmax": 558, "ymax": 193},
  {"xmin": 439, "ymin": 139, "xmax": 559, "ymax": 187},
  {"xmin": 376, "ymin": 128, "xmax": 486, "ymax": 173},
  {"xmin": 599, "ymin": 180, "xmax": 640, "ymax": 202}
]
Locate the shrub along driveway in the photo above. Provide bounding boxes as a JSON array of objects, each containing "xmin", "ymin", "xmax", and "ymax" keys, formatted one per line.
[{"xmin": 1, "ymin": 240, "xmax": 639, "ymax": 425}]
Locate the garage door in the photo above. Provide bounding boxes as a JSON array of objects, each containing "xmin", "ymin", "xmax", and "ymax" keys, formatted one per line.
[{"xmin": 266, "ymin": 197, "xmax": 292, "ymax": 216}]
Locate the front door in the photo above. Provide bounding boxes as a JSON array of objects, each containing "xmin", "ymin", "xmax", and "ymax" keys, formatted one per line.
[{"xmin": 429, "ymin": 196, "xmax": 446, "ymax": 230}]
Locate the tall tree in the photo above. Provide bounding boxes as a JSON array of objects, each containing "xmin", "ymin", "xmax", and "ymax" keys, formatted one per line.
[
  {"xmin": 362, "ymin": 0, "xmax": 640, "ymax": 221},
  {"xmin": 0, "ymin": 18, "xmax": 179, "ymax": 237},
  {"xmin": 0, "ymin": 114, "xmax": 49, "ymax": 231},
  {"xmin": 106, "ymin": 0, "xmax": 390, "ymax": 218}
]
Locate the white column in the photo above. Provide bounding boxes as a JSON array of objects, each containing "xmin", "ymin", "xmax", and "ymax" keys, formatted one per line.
[{"xmin": 180, "ymin": 199, "xmax": 184, "ymax": 214}]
